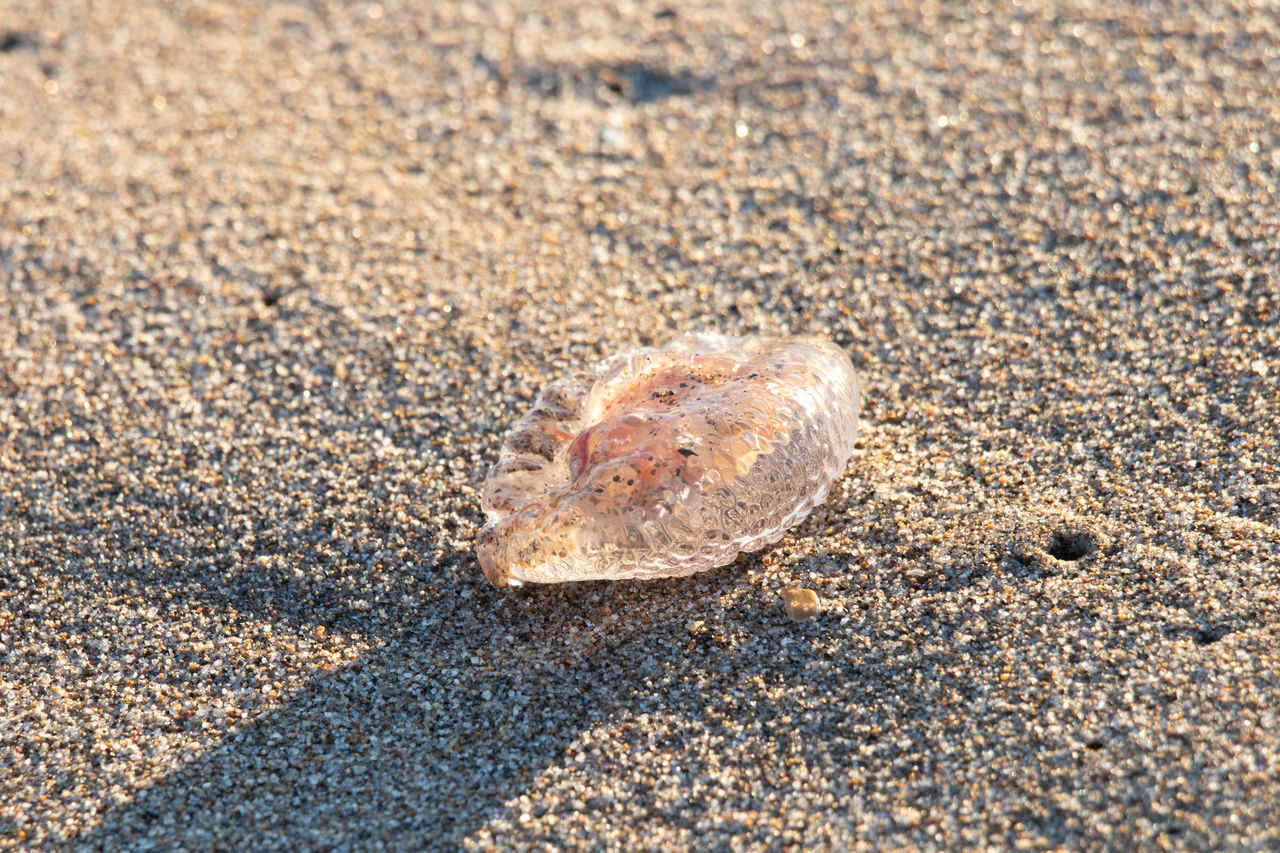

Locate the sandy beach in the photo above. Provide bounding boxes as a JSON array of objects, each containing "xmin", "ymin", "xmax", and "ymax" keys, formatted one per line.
[{"xmin": 2, "ymin": 0, "xmax": 1277, "ymax": 849}]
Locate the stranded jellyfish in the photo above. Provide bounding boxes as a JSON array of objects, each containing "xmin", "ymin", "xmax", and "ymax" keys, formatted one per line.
[{"xmin": 476, "ymin": 334, "xmax": 862, "ymax": 586}]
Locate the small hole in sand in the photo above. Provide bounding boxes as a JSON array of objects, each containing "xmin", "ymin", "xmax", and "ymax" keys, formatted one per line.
[
  {"xmin": 1194, "ymin": 626, "xmax": 1226, "ymax": 645},
  {"xmin": 1047, "ymin": 529, "xmax": 1096, "ymax": 561}
]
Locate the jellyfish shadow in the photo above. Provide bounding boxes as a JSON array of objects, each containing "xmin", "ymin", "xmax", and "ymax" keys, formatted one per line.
[{"xmin": 65, "ymin": 557, "xmax": 783, "ymax": 849}]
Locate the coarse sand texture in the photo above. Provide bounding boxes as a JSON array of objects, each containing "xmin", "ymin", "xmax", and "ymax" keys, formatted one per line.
[{"xmin": 1, "ymin": 1, "xmax": 1277, "ymax": 850}]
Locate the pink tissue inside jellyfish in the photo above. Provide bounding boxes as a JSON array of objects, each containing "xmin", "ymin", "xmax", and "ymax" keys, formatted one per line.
[{"xmin": 476, "ymin": 334, "xmax": 862, "ymax": 586}]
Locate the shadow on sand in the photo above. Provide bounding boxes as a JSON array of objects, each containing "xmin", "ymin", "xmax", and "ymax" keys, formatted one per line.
[{"xmin": 67, "ymin": 539, "xmax": 839, "ymax": 849}]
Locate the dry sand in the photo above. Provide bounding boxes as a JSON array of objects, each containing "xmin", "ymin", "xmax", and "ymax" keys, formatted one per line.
[{"xmin": 1, "ymin": 0, "xmax": 1278, "ymax": 849}]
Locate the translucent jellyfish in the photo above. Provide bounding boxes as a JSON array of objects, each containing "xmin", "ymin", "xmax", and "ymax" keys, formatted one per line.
[{"xmin": 476, "ymin": 334, "xmax": 862, "ymax": 586}]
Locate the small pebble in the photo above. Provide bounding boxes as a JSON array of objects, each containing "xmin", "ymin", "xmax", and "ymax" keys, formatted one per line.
[{"xmin": 781, "ymin": 588, "xmax": 822, "ymax": 621}]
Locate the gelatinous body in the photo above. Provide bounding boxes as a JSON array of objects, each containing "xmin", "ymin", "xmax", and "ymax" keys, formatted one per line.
[{"xmin": 476, "ymin": 334, "xmax": 861, "ymax": 586}]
